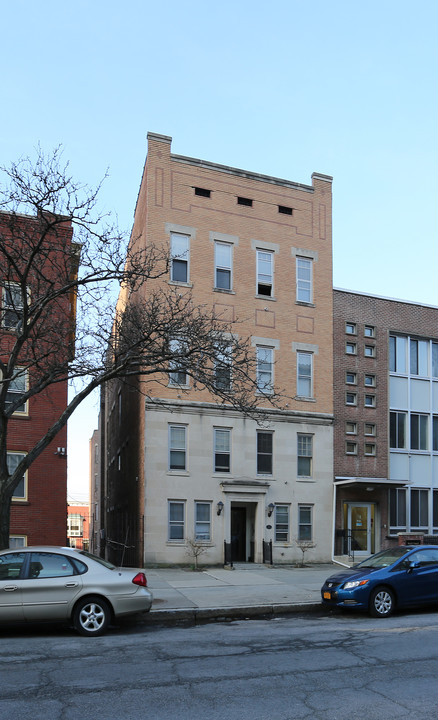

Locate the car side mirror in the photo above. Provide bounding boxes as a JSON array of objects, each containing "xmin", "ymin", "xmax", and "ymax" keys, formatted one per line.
[{"xmin": 407, "ymin": 560, "xmax": 419, "ymax": 574}]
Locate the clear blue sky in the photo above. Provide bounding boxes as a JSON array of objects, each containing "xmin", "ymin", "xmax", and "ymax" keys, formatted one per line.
[{"xmin": 2, "ymin": 1, "xmax": 438, "ymax": 500}]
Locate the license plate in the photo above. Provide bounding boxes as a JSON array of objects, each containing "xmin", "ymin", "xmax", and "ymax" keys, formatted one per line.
[{"xmin": 323, "ymin": 591, "xmax": 331, "ymax": 600}]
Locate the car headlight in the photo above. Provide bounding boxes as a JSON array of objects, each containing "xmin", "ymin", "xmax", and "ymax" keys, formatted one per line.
[{"xmin": 343, "ymin": 579, "xmax": 369, "ymax": 590}]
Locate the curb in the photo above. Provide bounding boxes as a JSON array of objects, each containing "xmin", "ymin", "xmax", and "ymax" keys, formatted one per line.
[{"xmin": 143, "ymin": 602, "xmax": 323, "ymax": 625}]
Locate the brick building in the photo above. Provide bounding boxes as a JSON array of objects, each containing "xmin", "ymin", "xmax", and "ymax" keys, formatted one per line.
[
  {"xmin": 67, "ymin": 503, "xmax": 90, "ymax": 550},
  {"xmin": 101, "ymin": 133, "xmax": 334, "ymax": 566},
  {"xmin": 333, "ymin": 289, "xmax": 438, "ymax": 560},
  {"xmin": 1, "ymin": 211, "xmax": 75, "ymax": 548}
]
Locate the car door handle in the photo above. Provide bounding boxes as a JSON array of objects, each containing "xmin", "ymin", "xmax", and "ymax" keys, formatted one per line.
[
  {"xmin": 3, "ymin": 585, "xmax": 18, "ymax": 592},
  {"xmin": 65, "ymin": 582, "xmax": 78, "ymax": 588}
]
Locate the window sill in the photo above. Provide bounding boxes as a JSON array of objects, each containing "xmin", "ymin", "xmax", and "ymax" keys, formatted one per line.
[
  {"xmin": 167, "ymin": 471, "xmax": 190, "ymax": 477},
  {"xmin": 255, "ymin": 294, "xmax": 277, "ymax": 302},
  {"xmin": 213, "ymin": 288, "xmax": 235, "ymax": 295},
  {"xmin": 295, "ymin": 301, "xmax": 315, "ymax": 308},
  {"xmin": 295, "ymin": 396, "xmax": 316, "ymax": 403},
  {"xmin": 169, "ymin": 280, "xmax": 193, "ymax": 288},
  {"xmin": 296, "ymin": 478, "xmax": 315, "ymax": 483}
]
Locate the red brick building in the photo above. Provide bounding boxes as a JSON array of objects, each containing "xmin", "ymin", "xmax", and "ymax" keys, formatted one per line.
[
  {"xmin": 1, "ymin": 211, "xmax": 75, "ymax": 548},
  {"xmin": 67, "ymin": 503, "xmax": 90, "ymax": 550}
]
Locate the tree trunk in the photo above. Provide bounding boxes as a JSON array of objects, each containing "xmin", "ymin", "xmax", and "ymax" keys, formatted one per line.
[{"xmin": 0, "ymin": 483, "xmax": 13, "ymax": 550}]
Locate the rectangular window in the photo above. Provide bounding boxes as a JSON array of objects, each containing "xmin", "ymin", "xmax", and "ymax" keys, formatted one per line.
[
  {"xmin": 364, "ymin": 394, "xmax": 376, "ymax": 407},
  {"xmin": 390, "ymin": 411, "xmax": 406, "ymax": 449},
  {"xmin": 256, "ymin": 250, "xmax": 273, "ymax": 297},
  {"xmin": 364, "ymin": 423, "xmax": 376, "ymax": 436},
  {"xmin": 346, "ymin": 392, "xmax": 357, "ymax": 406},
  {"xmin": 256, "ymin": 346, "xmax": 273, "ymax": 394},
  {"xmin": 169, "ymin": 338, "xmax": 188, "ymax": 386},
  {"xmin": 2, "ymin": 284, "xmax": 24, "ymax": 330},
  {"xmin": 390, "ymin": 335, "xmax": 407, "ymax": 374},
  {"xmin": 7, "ymin": 452, "xmax": 27, "ymax": 500},
  {"xmin": 8, "ymin": 536, "xmax": 27, "ymax": 549},
  {"xmin": 433, "ymin": 416, "xmax": 438, "ymax": 452},
  {"xmin": 297, "ymin": 434, "xmax": 312, "ymax": 477},
  {"xmin": 297, "ymin": 351, "xmax": 312, "ymax": 398},
  {"xmin": 345, "ymin": 322, "xmax": 356, "ymax": 335},
  {"xmin": 4, "ymin": 369, "xmax": 27, "ymax": 414},
  {"xmin": 237, "ymin": 196, "xmax": 253, "ymax": 207},
  {"xmin": 433, "ymin": 343, "xmax": 438, "ymax": 378},
  {"xmin": 346, "ymin": 342, "xmax": 357, "ymax": 355},
  {"xmin": 364, "ymin": 443, "xmax": 376, "ymax": 456},
  {"xmin": 214, "ymin": 428, "xmax": 231, "ymax": 473},
  {"xmin": 214, "ymin": 345, "xmax": 232, "ymax": 391},
  {"xmin": 298, "ymin": 505, "xmax": 313, "ymax": 541},
  {"xmin": 390, "ymin": 488, "xmax": 406, "ymax": 531},
  {"xmin": 195, "ymin": 502, "xmax": 211, "ymax": 541},
  {"xmin": 215, "ymin": 242, "xmax": 232, "ymax": 290},
  {"xmin": 169, "ymin": 426, "xmax": 186, "ymax": 471},
  {"xmin": 346, "ymin": 372, "xmax": 357, "ymax": 385},
  {"xmin": 434, "ymin": 490, "xmax": 438, "ymax": 532},
  {"xmin": 411, "ymin": 488, "xmax": 429, "ymax": 529},
  {"xmin": 346, "ymin": 421, "xmax": 357, "ymax": 434},
  {"xmin": 411, "ymin": 413, "xmax": 428, "ymax": 450},
  {"xmin": 168, "ymin": 501, "xmax": 185, "ymax": 541},
  {"xmin": 364, "ymin": 345, "xmax": 375, "ymax": 357},
  {"xmin": 364, "ymin": 325, "xmax": 375, "ymax": 338},
  {"xmin": 68, "ymin": 513, "xmax": 83, "ymax": 537},
  {"xmin": 410, "ymin": 338, "xmax": 428, "ymax": 376},
  {"xmin": 364, "ymin": 374, "xmax": 376, "ymax": 387},
  {"xmin": 296, "ymin": 257, "xmax": 312, "ymax": 303},
  {"xmin": 346, "ymin": 441, "xmax": 357, "ymax": 455},
  {"xmin": 278, "ymin": 205, "xmax": 293, "ymax": 215},
  {"xmin": 257, "ymin": 431, "xmax": 273, "ymax": 474},
  {"xmin": 194, "ymin": 187, "xmax": 211, "ymax": 198},
  {"xmin": 170, "ymin": 233, "xmax": 189, "ymax": 283},
  {"xmin": 275, "ymin": 505, "xmax": 289, "ymax": 542}
]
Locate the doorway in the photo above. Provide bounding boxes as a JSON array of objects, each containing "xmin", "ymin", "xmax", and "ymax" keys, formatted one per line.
[
  {"xmin": 345, "ymin": 502, "xmax": 375, "ymax": 556},
  {"xmin": 230, "ymin": 503, "xmax": 256, "ymax": 562}
]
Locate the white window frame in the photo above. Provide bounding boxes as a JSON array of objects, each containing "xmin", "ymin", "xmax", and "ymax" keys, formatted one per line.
[
  {"xmin": 364, "ymin": 442, "xmax": 376, "ymax": 456},
  {"xmin": 346, "ymin": 342, "xmax": 357, "ymax": 355},
  {"xmin": 168, "ymin": 425, "xmax": 187, "ymax": 472},
  {"xmin": 297, "ymin": 351, "xmax": 313, "ymax": 398},
  {"xmin": 275, "ymin": 504, "xmax": 290, "ymax": 542},
  {"xmin": 364, "ymin": 345, "xmax": 376, "ymax": 358},
  {"xmin": 346, "ymin": 391, "xmax": 357, "ymax": 406},
  {"xmin": 2, "ymin": 283, "xmax": 24, "ymax": 330},
  {"xmin": 364, "ymin": 394, "xmax": 376, "ymax": 407},
  {"xmin": 297, "ymin": 434, "xmax": 312, "ymax": 478},
  {"xmin": 346, "ymin": 441, "xmax": 358, "ymax": 455},
  {"xmin": 345, "ymin": 322, "xmax": 357, "ymax": 335},
  {"xmin": 214, "ymin": 428, "xmax": 231, "ymax": 473},
  {"xmin": 296, "ymin": 257, "xmax": 312, "ymax": 303},
  {"xmin": 168, "ymin": 338, "xmax": 188, "ymax": 387},
  {"xmin": 256, "ymin": 250, "xmax": 274, "ymax": 297},
  {"xmin": 214, "ymin": 241, "xmax": 232, "ymax": 290},
  {"xmin": 3, "ymin": 368, "xmax": 28, "ymax": 415},
  {"xmin": 195, "ymin": 501, "xmax": 212, "ymax": 542},
  {"xmin": 68, "ymin": 513, "xmax": 83, "ymax": 537},
  {"xmin": 170, "ymin": 233, "xmax": 190, "ymax": 284},
  {"xmin": 390, "ymin": 411, "xmax": 407, "ymax": 449},
  {"xmin": 346, "ymin": 372, "xmax": 357, "ymax": 385},
  {"xmin": 8, "ymin": 535, "xmax": 27, "ymax": 548},
  {"xmin": 298, "ymin": 504, "xmax": 313, "ymax": 542},
  {"xmin": 7, "ymin": 452, "xmax": 27, "ymax": 501},
  {"xmin": 256, "ymin": 346, "xmax": 274, "ymax": 394},
  {"xmin": 168, "ymin": 500, "xmax": 185, "ymax": 542},
  {"xmin": 364, "ymin": 423, "xmax": 376, "ymax": 437},
  {"xmin": 346, "ymin": 422, "xmax": 357, "ymax": 435},
  {"xmin": 214, "ymin": 345, "xmax": 232, "ymax": 391},
  {"xmin": 257, "ymin": 431, "xmax": 273, "ymax": 475}
]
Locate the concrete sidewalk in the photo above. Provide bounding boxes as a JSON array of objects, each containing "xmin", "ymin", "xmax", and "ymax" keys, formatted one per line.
[{"xmin": 142, "ymin": 563, "xmax": 337, "ymax": 625}]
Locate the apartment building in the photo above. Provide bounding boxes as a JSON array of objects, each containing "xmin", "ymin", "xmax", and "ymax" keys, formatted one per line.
[
  {"xmin": 101, "ymin": 133, "xmax": 334, "ymax": 566},
  {"xmin": 333, "ymin": 289, "xmax": 438, "ymax": 560}
]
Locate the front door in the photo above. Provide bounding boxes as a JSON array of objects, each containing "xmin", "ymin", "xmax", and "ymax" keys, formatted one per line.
[
  {"xmin": 231, "ymin": 507, "xmax": 247, "ymax": 561},
  {"xmin": 347, "ymin": 503, "xmax": 374, "ymax": 556}
]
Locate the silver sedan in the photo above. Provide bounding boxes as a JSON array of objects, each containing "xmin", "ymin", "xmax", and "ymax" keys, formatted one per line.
[{"xmin": 0, "ymin": 546, "xmax": 153, "ymax": 636}]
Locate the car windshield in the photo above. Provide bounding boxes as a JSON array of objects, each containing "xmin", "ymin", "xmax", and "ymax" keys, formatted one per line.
[
  {"xmin": 355, "ymin": 546, "xmax": 412, "ymax": 569},
  {"xmin": 78, "ymin": 550, "xmax": 117, "ymax": 570}
]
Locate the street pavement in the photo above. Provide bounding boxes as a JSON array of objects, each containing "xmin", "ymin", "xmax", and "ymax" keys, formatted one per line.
[{"xmin": 142, "ymin": 562, "xmax": 339, "ymax": 625}]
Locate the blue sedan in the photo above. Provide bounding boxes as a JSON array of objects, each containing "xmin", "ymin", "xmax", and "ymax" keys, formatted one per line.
[{"xmin": 321, "ymin": 545, "xmax": 438, "ymax": 617}]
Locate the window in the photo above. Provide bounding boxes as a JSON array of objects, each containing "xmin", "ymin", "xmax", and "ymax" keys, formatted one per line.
[
  {"xmin": 0, "ymin": 552, "xmax": 25, "ymax": 580},
  {"xmin": 345, "ymin": 322, "xmax": 357, "ymax": 335},
  {"xmin": 297, "ymin": 434, "xmax": 312, "ymax": 477},
  {"xmin": 346, "ymin": 441, "xmax": 357, "ymax": 455},
  {"xmin": 194, "ymin": 187, "xmax": 211, "ymax": 198},
  {"xmin": 434, "ymin": 490, "xmax": 438, "ymax": 532},
  {"xmin": 364, "ymin": 394, "xmax": 376, "ymax": 408},
  {"xmin": 411, "ymin": 413, "xmax": 428, "ymax": 450},
  {"xmin": 433, "ymin": 343, "xmax": 438, "ymax": 378},
  {"xmin": 168, "ymin": 501, "xmax": 185, "ymax": 541},
  {"xmin": 346, "ymin": 421, "xmax": 357, "ymax": 435},
  {"xmin": 364, "ymin": 345, "xmax": 375, "ymax": 357},
  {"xmin": 390, "ymin": 411, "xmax": 407, "ymax": 449},
  {"xmin": 297, "ymin": 352, "xmax": 312, "ymax": 398},
  {"xmin": 2, "ymin": 284, "xmax": 24, "ymax": 330},
  {"xmin": 278, "ymin": 205, "xmax": 292, "ymax": 215},
  {"xmin": 433, "ymin": 416, "xmax": 438, "ymax": 452},
  {"xmin": 389, "ymin": 335, "xmax": 407, "ymax": 373},
  {"xmin": 364, "ymin": 325, "xmax": 375, "ymax": 338},
  {"xmin": 410, "ymin": 338, "xmax": 428, "ymax": 376},
  {"xmin": 7, "ymin": 452, "xmax": 26, "ymax": 500},
  {"xmin": 296, "ymin": 257, "xmax": 312, "ymax": 303},
  {"xmin": 8, "ymin": 536, "xmax": 26, "ymax": 549},
  {"xmin": 215, "ymin": 242, "xmax": 232, "ymax": 290},
  {"xmin": 170, "ymin": 233, "xmax": 189, "ymax": 283},
  {"xmin": 169, "ymin": 338, "xmax": 188, "ymax": 386},
  {"xmin": 214, "ymin": 345, "xmax": 232, "ymax": 390},
  {"xmin": 214, "ymin": 428, "xmax": 231, "ymax": 473},
  {"xmin": 298, "ymin": 505, "xmax": 313, "ymax": 541},
  {"xmin": 346, "ymin": 342, "xmax": 357, "ymax": 355},
  {"xmin": 364, "ymin": 423, "xmax": 376, "ymax": 436},
  {"xmin": 256, "ymin": 346, "xmax": 273, "ymax": 394},
  {"xmin": 390, "ymin": 488, "xmax": 406, "ymax": 531},
  {"xmin": 169, "ymin": 426, "xmax": 186, "ymax": 471},
  {"xmin": 256, "ymin": 250, "xmax": 273, "ymax": 297},
  {"xmin": 257, "ymin": 431, "xmax": 273, "ymax": 474},
  {"xmin": 4, "ymin": 369, "xmax": 27, "ymax": 414},
  {"xmin": 237, "ymin": 196, "xmax": 253, "ymax": 207},
  {"xmin": 364, "ymin": 443, "xmax": 376, "ymax": 456},
  {"xmin": 364, "ymin": 374, "xmax": 376, "ymax": 387},
  {"xmin": 411, "ymin": 488, "xmax": 428, "ymax": 529},
  {"xmin": 195, "ymin": 502, "xmax": 211, "ymax": 541},
  {"xmin": 346, "ymin": 372, "xmax": 357, "ymax": 385},
  {"xmin": 275, "ymin": 505, "xmax": 289, "ymax": 542},
  {"xmin": 68, "ymin": 513, "xmax": 83, "ymax": 537},
  {"xmin": 346, "ymin": 392, "xmax": 357, "ymax": 406}
]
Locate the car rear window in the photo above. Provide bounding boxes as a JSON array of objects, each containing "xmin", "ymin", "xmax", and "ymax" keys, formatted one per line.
[{"xmin": 78, "ymin": 550, "xmax": 116, "ymax": 570}]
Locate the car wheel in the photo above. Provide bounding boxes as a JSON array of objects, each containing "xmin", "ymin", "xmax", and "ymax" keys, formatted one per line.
[
  {"xmin": 369, "ymin": 587, "xmax": 395, "ymax": 618},
  {"xmin": 73, "ymin": 596, "xmax": 111, "ymax": 636}
]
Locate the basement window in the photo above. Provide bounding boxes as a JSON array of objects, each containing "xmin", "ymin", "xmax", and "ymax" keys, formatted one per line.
[
  {"xmin": 278, "ymin": 205, "xmax": 293, "ymax": 215},
  {"xmin": 194, "ymin": 187, "xmax": 211, "ymax": 198},
  {"xmin": 237, "ymin": 196, "xmax": 253, "ymax": 207}
]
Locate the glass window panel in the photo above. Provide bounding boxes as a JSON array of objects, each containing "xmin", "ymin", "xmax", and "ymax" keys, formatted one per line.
[
  {"xmin": 433, "ymin": 343, "xmax": 438, "ymax": 378},
  {"xmin": 296, "ymin": 258, "xmax": 312, "ymax": 303},
  {"xmin": 410, "ymin": 339, "xmax": 418, "ymax": 375}
]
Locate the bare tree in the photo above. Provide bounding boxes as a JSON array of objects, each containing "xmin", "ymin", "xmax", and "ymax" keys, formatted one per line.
[
  {"xmin": 0, "ymin": 148, "xmax": 281, "ymax": 549},
  {"xmin": 294, "ymin": 539, "xmax": 316, "ymax": 567},
  {"xmin": 185, "ymin": 537, "xmax": 208, "ymax": 570}
]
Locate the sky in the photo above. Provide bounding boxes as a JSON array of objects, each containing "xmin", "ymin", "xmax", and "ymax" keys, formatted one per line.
[{"xmin": 2, "ymin": 0, "xmax": 438, "ymax": 501}]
